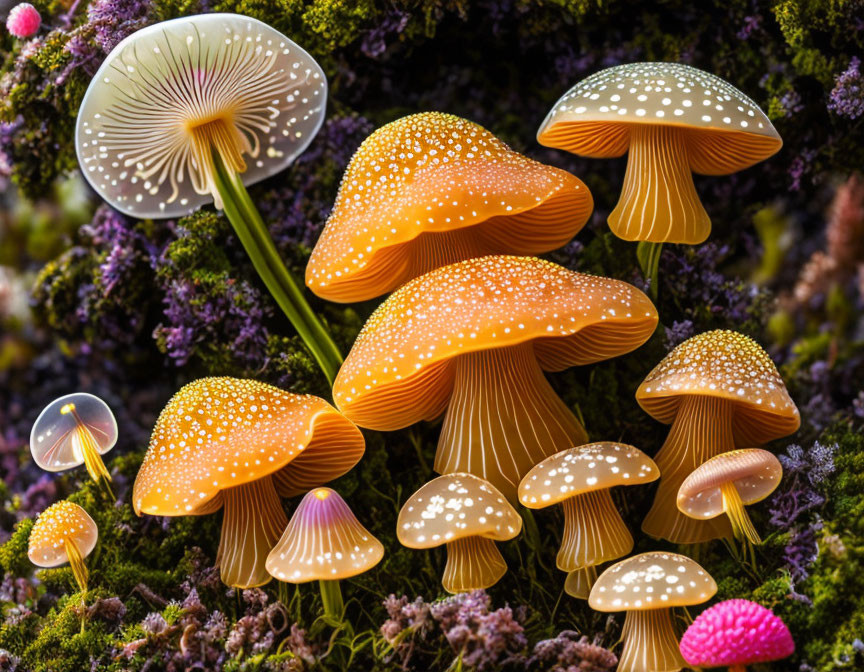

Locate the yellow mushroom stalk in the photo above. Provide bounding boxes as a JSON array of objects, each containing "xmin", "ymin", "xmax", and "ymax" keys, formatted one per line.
[{"xmin": 29, "ymin": 501, "xmax": 99, "ymax": 595}]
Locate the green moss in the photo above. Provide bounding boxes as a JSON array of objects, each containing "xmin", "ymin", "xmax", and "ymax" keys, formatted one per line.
[{"xmin": 0, "ymin": 519, "xmax": 34, "ymax": 579}]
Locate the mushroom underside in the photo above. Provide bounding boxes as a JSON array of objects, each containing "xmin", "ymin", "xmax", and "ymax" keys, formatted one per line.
[
  {"xmin": 618, "ymin": 608, "xmax": 687, "ymax": 672},
  {"xmin": 721, "ymin": 481, "xmax": 762, "ymax": 544},
  {"xmin": 442, "ymin": 535, "xmax": 507, "ymax": 593},
  {"xmin": 564, "ymin": 565, "xmax": 598, "ymax": 600},
  {"xmin": 558, "ymin": 489, "xmax": 633, "ymax": 571}
]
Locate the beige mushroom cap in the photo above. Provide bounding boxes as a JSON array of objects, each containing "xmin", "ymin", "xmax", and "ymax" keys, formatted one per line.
[
  {"xmin": 589, "ymin": 551, "xmax": 717, "ymax": 612},
  {"xmin": 28, "ymin": 501, "xmax": 98, "ymax": 568},
  {"xmin": 397, "ymin": 473, "xmax": 522, "ymax": 549},
  {"xmin": 518, "ymin": 442, "xmax": 658, "ymax": 508}
]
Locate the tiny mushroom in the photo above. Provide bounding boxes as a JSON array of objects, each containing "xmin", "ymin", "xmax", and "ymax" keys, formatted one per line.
[
  {"xmin": 518, "ymin": 442, "xmax": 659, "ymax": 599},
  {"xmin": 589, "ymin": 551, "xmax": 717, "ymax": 672},
  {"xmin": 679, "ymin": 599, "xmax": 795, "ymax": 672},
  {"xmin": 397, "ymin": 473, "xmax": 522, "ymax": 593},
  {"xmin": 132, "ymin": 377, "xmax": 365, "ymax": 589},
  {"xmin": 538, "ymin": 62, "xmax": 781, "ymax": 244},
  {"xmin": 678, "ymin": 448, "xmax": 782, "ymax": 545},
  {"xmin": 636, "ymin": 330, "xmax": 799, "ymax": 544},
  {"xmin": 334, "ymin": 255, "xmax": 658, "ymax": 500},
  {"xmin": 266, "ymin": 487, "xmax": 383, "ymax": 620},
  {"xmin": 28, "ymin": 501, "xmax": 98, "ymax": 594},
  {"xmin": 306, "ymin": 112, "xmax": 593, "ymax": 302}
]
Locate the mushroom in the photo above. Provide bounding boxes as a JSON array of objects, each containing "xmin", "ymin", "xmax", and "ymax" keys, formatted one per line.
[
  {"xmin": 679, "ymin": 599, "xmax": 795, "ymax": 672},
  {"xmin": 306, "ymin": 112, "xmax": 594, "ymax": 302},
  {"xmin": 28, "ymin": 501, "xmax": 98, "ymax": 594},
  {"xmin": 636, "ymin": 330, "xmax": 799, "ymax": 544},
  {"xmin": 132, "ymin": 377, "xmax": 365, "ymax": 588},
  {"xmin": 589, "ymin": 551, "xmax": 717, "ymax": 672},
  {"xmin": 537, "ymin": 62, "xmax": 781, "ymax": 244},
  {"xmin": 266, "ymin": 487, "xmax": 383, "ymax": 620},
  {"xmin": 333, "ymin": 255, "xmax": 658, "ymax": 500},
  {"xmin": 397, "ymin": 472, "xmax": 522, "ymax": 593},
  {"xmin": 75, "ymin": 14, "xmax": 342, "ymax": 383},
  {"xmin": 30, "ymin": 393, "xmax": 118, "ymax": 500},
  {"xmin": 677, "ymin": 448, "xmax": 782, "ymax": 545},
  {"xmin": 518, "ymin": 442, "xmax": 659, "ymax": 599}
]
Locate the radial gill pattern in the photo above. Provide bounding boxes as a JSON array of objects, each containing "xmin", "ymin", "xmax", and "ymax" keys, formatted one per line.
[
  {"xmin": 76, "ymin": 14, "xmax": 327, "ymax": 218},
  {"xmin": 28, "ymin": 501, "xmax": 98, "ymax": 568}
]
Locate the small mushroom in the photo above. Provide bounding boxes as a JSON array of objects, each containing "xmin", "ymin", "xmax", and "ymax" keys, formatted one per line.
[
  {"xmin": 538, "ymin": 62, "xmax": 781, "ymax": 244},
  {"xmin": 132, "ymin": 377, "xmax": 365, "ymax": 588},
  {"xmin": 266, "ymin": 487, "xmax": 383, "ymax": 620},
  {"xmin": 306, "ymin": 112, "xmax": 593, "ymax": 302},
  {"xmin": 636, "ymin": 330, "xmax": 799, "ymax": 544},
  {"xmin": 28, "ymin": 501, "xmax": 98, "ymax": 594},
  {"xmin": 678, "ymin": 448, "xmax": 782, "ymax": 545},
  {"xmin": 518, "ymin": 442, "xmax": 659, "ymax": 599},
  {"xmin": 397, "ymin": 473, "xmax": 522, "ymax": 593},
  {"xmin": 589, "ymin": 551, "xmax": 717, "ymax": 672},
  {"xmin": 334, "ymin": 255, "xmax": 658, "ymax": 500}
]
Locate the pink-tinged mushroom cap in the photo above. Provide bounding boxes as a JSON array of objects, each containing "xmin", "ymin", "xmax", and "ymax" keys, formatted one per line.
[
  {"xmin": 6, "ymin": 3, "xmax": 41, "ymax": 39},
  {"xmin": 679, "ymin": 599, "xmax": 794, "ymax": 668}
]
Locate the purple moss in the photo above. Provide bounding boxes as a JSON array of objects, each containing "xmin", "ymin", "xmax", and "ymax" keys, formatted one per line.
[{"xmin": 828, "ymin": 57, "xmax": 864, "ymax": 120}]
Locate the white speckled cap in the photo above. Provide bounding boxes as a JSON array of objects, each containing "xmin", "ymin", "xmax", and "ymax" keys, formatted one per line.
[{"xmin": 28, "ymin": 501, "xmax": 98, "ymax": 568}]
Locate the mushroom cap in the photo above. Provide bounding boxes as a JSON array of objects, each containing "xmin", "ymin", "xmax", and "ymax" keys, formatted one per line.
[
  {"xmin": 133, "ymin": 377, "xmax": 364, "ymax": 516},
  {"xmin": 537, "ymin": 62, "xmax": 781, "ymax": 175},
  {"xmin": 28, "ymin": 501, "xmax": 98, "ymax": 568},
  {"xmin": 518, "ymin": 442, "xmax": 658, "ymax": 508},
  {"xmin": 76, "ymin": 13, "xmax": 327, "ymax": 218},
  {"xmin": 306, "ymin": 112, "xmax": 593, "ymax": 302},
  {"xmin": 30, "ymin": 393, "xmax": 118, "ymax": 473},
  {"xmin": 679, "ymin": 599, "xmax": 794, "ymax": 667},
  {"xmin": 334, "ymin": 255, "xmax": 658, "ymax": 430},
  {"xmin": 677, "ymin": 449, "xmax": 782, "ymax": 520},
  {"xmin": 589, "ymin": 551, "xmax": 717, "ymax": 612},
  {"xmin": 397, "ymin": 473, "xmax": 522, "ymax": 549},
  {"xmin": 636, "ymin": 330, "xmax": 799, "ymax": 444},
  {"xmin": 265, "ymin": 487, "xmax": 383, "ymax": 583}
]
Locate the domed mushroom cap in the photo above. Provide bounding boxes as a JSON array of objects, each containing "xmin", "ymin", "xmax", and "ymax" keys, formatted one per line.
[
  {"xmin": 334, "ymin": 255, "xmax": 658, "ymax": 430},
  {"xmin": 30, "ymin": 393, "xmax": 118, "ymax": 472},
  {"xmin": 518, "ymin": 442, "xmax": 658, "ymax": 508},
  {"xmin": 636, "ymin": 330, "xmax": 799, "ymax": 444},
  {"xmin": 589, "ymin": 551, "xmax": 717, "ymax": 612},
  {"xmin": 678, "ymin": 449, "xmax": 782, "ymax": 519},
  {"xmin": 397, "ymin": 473, "xmax": 522, "ymax": 549},
  {"xmin": 133, "ymin": 377, "xmax": 364, "ymax": 516},
  {"xmin": 28, "ymin": 501, "xmax": 98, "ymax": 568},
  {"xmin": 76, "ymin": 14, "xmax": 327, "ymax": 218},
  {"xmin": 265, "ymin": 487, "xmax": 383, "ymax": 582},
  {"xmin": 537, "ymin": 62, "xmax": 781, "ymax": 174},
  {"xmin": 306, "ymin": 112, "xmax": 593, "ymax": 302}
]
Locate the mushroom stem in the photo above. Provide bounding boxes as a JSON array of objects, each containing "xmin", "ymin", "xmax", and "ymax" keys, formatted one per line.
[
  {"xmin": 211, "ymin": 150, "xmax": 343, "ymax": 385},
  {"xmin": 721, "ymin": 481, "xmax": 761, "ymax": 545},
  {"xmin": 64, "ymin": 537, "xmax": 88, "ymax": 594},
  {"xmin": 217, "ymin": 476, "xmax": 287, "ymax": 588},
  {"xmin": 436, "ymin": 342, "xmax": 588, "ymax": 500},
  {"xmin": 564, "ymin": 565, "xmax": 598, "ymax": 600},
  {"xmin": 71, "ymin": 412, "xmax": 115, "ymax": 501},
  {"xmin": 443, "ymin": 535, "xmax": 507, "ymax": 593},
  {"xmin": 609, "ymin": 124, "xmax": 710, "ymax": 244},
  {"xmin": 319, "ymin": 579, "xmax": 344, "ymax": 621},
  {"xmin": 559, "ymin": 489, "xmax": 633, "ymax": 571},
  {"xmin": 619, "ymin": 608, "xmax": 687, "ymax": 672},
  {"xmin": 642, "ymin": 395, "xmax": 734, "ymax": 543}
]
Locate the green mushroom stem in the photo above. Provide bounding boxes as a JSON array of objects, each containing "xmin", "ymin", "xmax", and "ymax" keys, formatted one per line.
[
  {"xmin": 319, "ymin": 579, "xmax": 344, "ymax": 621},
  {"xmin": 636, "ymin": 241, "xmax": 663, "ymax": 300}
]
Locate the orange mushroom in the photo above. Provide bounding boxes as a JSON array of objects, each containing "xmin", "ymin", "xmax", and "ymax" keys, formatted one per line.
[
  {"xmin": 333, "ymin": 255, "xmax": 658, "ymax": 500},
  {"xmin": 28, "ymin": 501, "xmax": 98, "ymax": 594},
  {"xmin": 306, "ymin": 112, "xmax": 593, "ymax": 302},
  {"xmin": 132, "ymin": 377, "xmax": 365, "ymax": 588}
]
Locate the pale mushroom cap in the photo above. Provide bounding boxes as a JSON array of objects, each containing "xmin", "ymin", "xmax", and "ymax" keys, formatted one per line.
[
  {"xmin": 28, "ymin": 501, "xmax": 98, "ymax": 568},
  {"xmin": 334, "ymin": 255, "xmax": 658, "ymax": 430},
  {"xmin": 589, "ymin": 551, "xmax": 717, "ymax": 612},
  {"xmin": 76, "ymin": 13, "xmax": 327, "ymax": 218},
  {"xmin": 678, "ymin": 448, "xmax": 783, "ymax": 519},
  {"xmin": 397, "ymin": 473, "xmax": 522, "ymax": 549},
  {"xmin": 30, "ymin": 393, "xmax": 118, "ymax": 473},
  {"xmin": 265, "ymin": 487, "xmax": 383, "ymax": 582},
  {"xmin": 518, "ymin": 442, "xmax": 658, "ymax": 508},
  {"xmin": 132, "ymin": 377, "xmax": 364, "ymax": 516}
]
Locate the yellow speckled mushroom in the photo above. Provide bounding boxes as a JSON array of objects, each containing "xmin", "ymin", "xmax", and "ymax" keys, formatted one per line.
[
  {"xmin": 636, "ymin": 330, "xmax": 799, "ymax": 544},
  {"xmin": 397, "ymin": 473, "xmax": 522, "ymax": 593},
  {"xmin": 306, "ymin": 112, "xmax": 593, "ymax": 303},
  {"xmin": 538, "ymin": 62, "xmax": 781, "ymax": 244},
  {"xmin": 132, "ymin": 377, "xmax": 365, "ymax": 589},
  {"xmin": 29, "ymin": 501, "xmax": 98, "ymax": 594},
  {"xmin": 518, "ymin": 442, "xmax": 658, "ymax": 599},
  {"xmin": 589, "ymin": 551, "xmax": 717, "ymax": 672},
  {"xmin": 333, "ymin": 255, "xmax": 658, "ymax": 500}
]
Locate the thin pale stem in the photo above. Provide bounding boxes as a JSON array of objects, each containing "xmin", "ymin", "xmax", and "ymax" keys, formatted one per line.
[
  {"xmin": 722, "ymin": 481, "xmax": 761, "ymax": 545},
  {"xmin": 443, "ymin": 536, "xmax": 507, "ymax": 593},
  {"xmin": 559, "ymin": 489, "xmax": 633, "ymax": 571},
  {"xmin": 319, "ymin": 579, "xmax": 344, "ymax": 621},
  {"xmin": 636, "ymin": 240, "xmax": 663, "ymax": 300}
]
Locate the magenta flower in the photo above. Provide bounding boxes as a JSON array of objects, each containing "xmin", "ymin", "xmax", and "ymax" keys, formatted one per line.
[{"xmin": 5, "ymin": 3, "xmax": 41, "ymax": 38}]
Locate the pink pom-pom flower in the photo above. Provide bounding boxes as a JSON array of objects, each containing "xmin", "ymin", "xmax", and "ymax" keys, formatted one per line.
[
  {"xmin": 6, "ymin": 3, "xmax": 41, "ymax": 39},
  {"xmin": 680, "ymin": 599, "xmax": 795, "ymax": 670}
]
